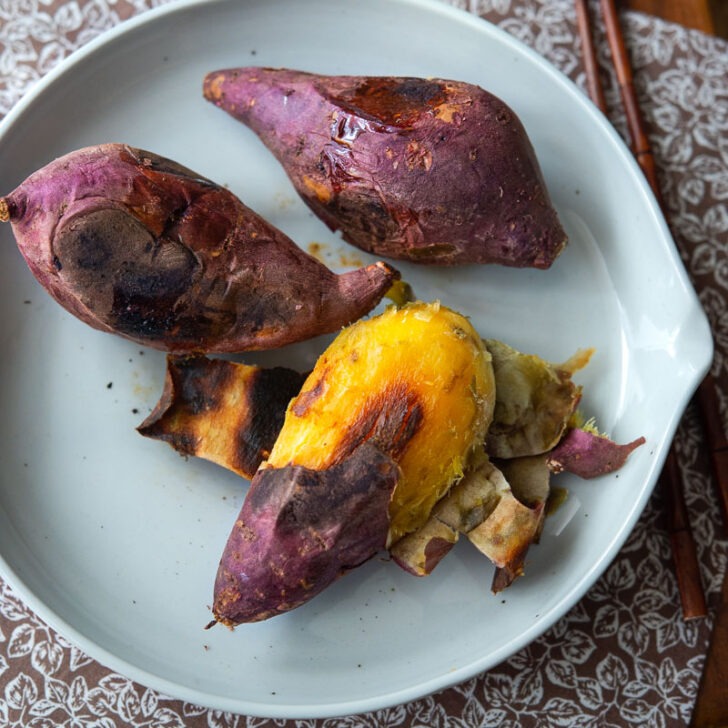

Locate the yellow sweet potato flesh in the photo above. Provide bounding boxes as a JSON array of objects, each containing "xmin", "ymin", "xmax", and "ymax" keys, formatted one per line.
[{"xmin": 266, "ymin": 301, "xmax": 495, "ymax": 542}]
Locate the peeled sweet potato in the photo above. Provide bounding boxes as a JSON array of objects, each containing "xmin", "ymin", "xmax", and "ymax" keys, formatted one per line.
[
  {"xmin": 264, "ymin": 301, "xmax": 496, "ymax": 543},
  {"xmin": 0, "ymin": 144, "xmax": 399, "ymax": 353},
  {"xmin": 211, "ymin": 301, "xmax": 495, "ymax": 625},
  {"xmin": 203, "ymin": 68, "xmax": 568, "ymax": 267}
]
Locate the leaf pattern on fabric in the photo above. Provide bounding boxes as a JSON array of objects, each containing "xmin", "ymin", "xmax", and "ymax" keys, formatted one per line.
[{"xmin": 1, "ymin": 0, "xmax": 727, "ymax": 726}]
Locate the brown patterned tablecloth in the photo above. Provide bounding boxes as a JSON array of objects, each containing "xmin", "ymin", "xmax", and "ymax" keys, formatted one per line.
[{"xmin": 1, "ymin": 1, "xmax": 727, "ymax": 726}]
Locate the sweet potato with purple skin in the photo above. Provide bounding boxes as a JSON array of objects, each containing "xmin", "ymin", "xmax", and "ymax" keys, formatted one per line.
[
  {"xmin": 212, "ymin": 442, "xmax": 399, "ymax": 626},
  {"xmin": 0, "ymin": 144, "xmax": 399, "ymax": 353},
  {"xmin": 138, "ymin": 356, "xmax": 307, "ymax": 479},
  {"xmin": 203, "ymin": 68, "xmax": 568, "ymax": 267}
]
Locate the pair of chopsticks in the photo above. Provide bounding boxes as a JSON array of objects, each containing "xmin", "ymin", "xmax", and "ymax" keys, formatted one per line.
[
  {"xmin": 575, "ymin": 0, "xmax": 728, "ymax": 621},
  {"xmin": 574, "ymin": 6, "xmax": 728, "ymax": 721}
]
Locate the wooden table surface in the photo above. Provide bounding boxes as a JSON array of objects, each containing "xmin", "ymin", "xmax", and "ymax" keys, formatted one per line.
[{"xmin": 625, "ymin": 0, "xmax": 728, "ymax": 36}]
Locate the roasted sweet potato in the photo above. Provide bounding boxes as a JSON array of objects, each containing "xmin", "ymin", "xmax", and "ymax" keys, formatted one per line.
[
  {"xmin": 141, "ymin": 339, "xmax": 592, "ymax": 477},
  {"xmin": 211, "ymin": 301, "xmax": 495, "ymax": 625},
  {"xmin": 134, "ymin": 308, "xmax": 643, "ymax": 619},
  {"xmin": 138, "ymin": 356, "xmax": 307, "ymax": 479},
  {"xmin": 203, "ymin": 68, "xmax": 568, "ymax": 268},
  {"xmin": 0, "ymin": 144, "xmax": 399, "ymax": 353},
  {"xmin": 265, "ymin": 301, "xmax": 496, "ymax": 543}
]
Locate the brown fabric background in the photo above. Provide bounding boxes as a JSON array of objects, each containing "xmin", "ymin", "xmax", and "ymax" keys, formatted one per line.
[{"xmin": 1, "ymin": 1, "xmax": 727, "ymax": 726}]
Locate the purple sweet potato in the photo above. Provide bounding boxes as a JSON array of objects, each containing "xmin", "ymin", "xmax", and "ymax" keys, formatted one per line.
[
  {"xmin": 203, "ymin": 67, "xmax": 568, "ymax": 267},
  {"xmin": 0, "ymin": 144, "xmax": 399, "ymax": 353},
  {"xmin": 212, "ymin": 442, "xmax": 399, "ymax": 625},
  {"xmin": 210, "ymin": 301, "xmax": 493, "ymax": 625}
]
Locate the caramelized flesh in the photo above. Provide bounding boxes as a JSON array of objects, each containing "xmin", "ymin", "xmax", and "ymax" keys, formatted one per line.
[{"xmin": 267, "ymin": 302, "xmax": 495, "ymax": 542}]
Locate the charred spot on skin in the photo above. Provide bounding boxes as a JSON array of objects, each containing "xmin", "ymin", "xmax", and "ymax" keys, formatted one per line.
[
  {"xmin": 55, "ymin": 208, "xmax": 148, "ymax": 289},
  {"xmin": 53, "ymin": 206, "xmax": 202, "ymax": 329},
  {"xmin": 333, "ymin": 77, "xmax": 446, "ymax": 128},
  {"xmin": 111, "ymin": 253, "xmax": 198, "ymax": 338},
  {"xmin": 322, "ymin": 195, "xmax": 394, "ymax": 247},
  {"xmin": 265, "ymin": 443, "xmax": 398, "ymax": 531},
  {"xmin": 174, "ymin": 357, "xmax": 236, "ymax": 415},
  {"xmin": 166, "ymin": 431, "xmax": 200, "ymax": 456},
  {"xmin": 68, "ymin": 209, "xmax": 209, "ymax": 340},
  {"xmin": 63, "ymin": 228, "xmax": 113, "ymax": 271}
]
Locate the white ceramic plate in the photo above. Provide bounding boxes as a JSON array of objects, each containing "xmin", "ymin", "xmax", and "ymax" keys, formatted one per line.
[{"xmin": 0, "ymin": 0, "xmax": 713, "ymax": 719}]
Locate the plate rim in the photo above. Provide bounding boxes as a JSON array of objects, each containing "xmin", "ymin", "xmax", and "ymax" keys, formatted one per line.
[{"xmin": 0, "ymin": 0, "xmax": 714, "ymax": 718}]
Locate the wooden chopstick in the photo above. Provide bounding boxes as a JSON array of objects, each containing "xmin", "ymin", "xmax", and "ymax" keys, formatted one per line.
[
  {"xmin": 574, "ymin": 0, "xmax": 607, "ymax": 111},
  {"xmin": 599, "ymin": 0, "xmax": 665, "ymax": 207},
  {"xmin": 690, "ymin": 568, "xmax": 728, "ymax": 727},
  {"xmin": 696, "ymin": 373, "xmax": 728, "ymax": 529},
  {"xmin": 575, "ymin": 0, "xmax": 708, "ymax": 619},
  {"xmin": 663, "ymin": 449, "xmax": 710, "ymax": 619},
  {"xmin": 597, "ymin": 2, "xmax": 728, "ymax": 533}
]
